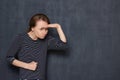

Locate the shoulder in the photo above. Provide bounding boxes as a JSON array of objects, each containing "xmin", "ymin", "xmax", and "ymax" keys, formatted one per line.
[{"xmin": 45, "ymin": 34, "xmax": 55, "ymax": 42}]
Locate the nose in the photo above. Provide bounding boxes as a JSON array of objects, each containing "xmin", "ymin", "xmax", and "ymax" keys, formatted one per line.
[
  {"xmin": 44, "ymin": 32, "xmax": 48, "ymax": 36},
  {"xmin": 45, "ymin": 30, "xmax": 47, "ymax": 33}
]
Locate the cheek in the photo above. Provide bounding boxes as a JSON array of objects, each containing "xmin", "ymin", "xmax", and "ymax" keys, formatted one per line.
[
  {"xmin": 38, "ymin": 30, "xmax": 42, "ymax": 35},
  {"xmin": 34, "ymin": 29, "xmax": 41, "ymax": 35},
  {"xmin": 33, "ymin": 28, "xmax": 38, "ymax": 32}
]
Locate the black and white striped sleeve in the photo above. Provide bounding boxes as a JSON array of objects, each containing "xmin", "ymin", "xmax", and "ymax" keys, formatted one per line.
[
  {"xmin": 6, "ymin": 34, "xmax": 21, "ymax": 64},
  {"xmin": 47, "ymin": 35, "xmax": 68, "ymax": 50}
]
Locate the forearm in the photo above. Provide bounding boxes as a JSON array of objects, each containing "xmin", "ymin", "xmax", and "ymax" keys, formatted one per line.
[
  {"xmin": 12, "ymin": 59, "xmax": 28, "ymax": 69},
  {"xmin": 56, "ymin": 25, "xmax": 67, "ymax": 43},
  {"xmin": 12, "ymin": 59, "xmax": 37, "ymax": 71}
]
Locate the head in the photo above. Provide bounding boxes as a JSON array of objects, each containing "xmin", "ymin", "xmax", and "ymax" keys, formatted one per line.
[{"xmin": 28, "ymin": 13, "xmax": 50, "ymax": 39}]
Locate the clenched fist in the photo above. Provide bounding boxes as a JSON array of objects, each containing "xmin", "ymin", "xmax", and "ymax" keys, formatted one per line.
[{"xmin": 26, "ymin": 61, "xmax": 38, "ymax": 71}]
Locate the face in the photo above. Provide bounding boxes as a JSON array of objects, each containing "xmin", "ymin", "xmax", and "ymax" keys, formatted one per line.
[{"xmin": 32, "ymin": 20, "xmax": 48, "ymax": 39}]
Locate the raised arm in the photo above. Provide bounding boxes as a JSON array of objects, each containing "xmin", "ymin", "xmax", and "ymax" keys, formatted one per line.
[
  {"xmin": 47, "ymin": 23, "xmax": 67, "ymax": 43},
  {"xmin": 47, "ymin": 23, "xmax": 68, "ymax": 50}
]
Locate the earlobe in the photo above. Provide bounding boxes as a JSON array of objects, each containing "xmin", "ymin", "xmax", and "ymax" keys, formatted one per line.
[{"xmin": 31, "ymin": 28, "xmax": 34, "ymax": 32}]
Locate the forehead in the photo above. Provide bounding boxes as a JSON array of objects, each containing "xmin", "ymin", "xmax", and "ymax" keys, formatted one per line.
[
  {"xmin": 36, "ymin": 20, "xmax": 48, "ymax": 28},
  {"xmin": 36, "ymin": 20, "xmax": 48, "ymax": 24}
]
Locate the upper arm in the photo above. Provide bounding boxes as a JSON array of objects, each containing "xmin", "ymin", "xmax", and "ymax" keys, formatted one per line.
[
  {"xmin": 6, "ymin": 34, "xmax": 21, "ymax": 64},
  {"xmin": 47, "ymin": 35, "xmax": 68, "ymax": 50}
]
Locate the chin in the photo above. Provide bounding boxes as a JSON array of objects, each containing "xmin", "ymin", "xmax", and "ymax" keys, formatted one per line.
[{"xmin": 39, "ymin": 36, "xmax": 45, "ymax": 39}]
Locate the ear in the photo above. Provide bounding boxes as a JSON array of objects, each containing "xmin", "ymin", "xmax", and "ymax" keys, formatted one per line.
[{"xmin": 31, "ymin": 27, "xmax": 34, "ymax": 32}]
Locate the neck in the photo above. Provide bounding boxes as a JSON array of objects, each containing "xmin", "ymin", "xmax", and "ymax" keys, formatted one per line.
[{"xmin": 27, "ymin": 31, "xmax": 38, "ymax": 40}]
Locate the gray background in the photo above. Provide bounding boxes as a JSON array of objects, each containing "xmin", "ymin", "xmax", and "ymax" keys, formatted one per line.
[{"xmin": 0, "ymin": 0, "xmax": 120, "ymax": 80}]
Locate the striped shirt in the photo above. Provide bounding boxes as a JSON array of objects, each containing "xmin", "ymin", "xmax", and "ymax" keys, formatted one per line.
[{"xmin": 6, "ymin": 32, "xmax": 68, "ymax": 80}]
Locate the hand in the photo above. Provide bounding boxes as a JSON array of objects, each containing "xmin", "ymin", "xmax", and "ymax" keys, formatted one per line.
[
  {"xmin": 47, "ymin": 23, "xmax": 61, "ymax": 29},
  {"xmin": 26, "ymin": 61, "xmax": 38, "ymax": 71}
]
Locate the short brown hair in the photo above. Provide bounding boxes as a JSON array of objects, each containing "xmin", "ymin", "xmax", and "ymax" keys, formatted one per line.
[{"xmin": 27, "ymin": 13, "xmax": 50, "ymax": 32}]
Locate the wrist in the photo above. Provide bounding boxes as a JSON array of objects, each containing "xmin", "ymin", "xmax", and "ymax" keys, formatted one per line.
[
  {"xmin": 24, "ymin": 63, "xmax": 29, "ymax": 69},
  {"xmin": 56, "ymin": 24, "xmax": 61, "ymax": 29}
]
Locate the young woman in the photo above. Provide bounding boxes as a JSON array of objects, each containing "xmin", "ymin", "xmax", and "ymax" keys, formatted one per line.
[{"xmin": 6, "ymin": 13, "xmax": 68, "ymax": 80}]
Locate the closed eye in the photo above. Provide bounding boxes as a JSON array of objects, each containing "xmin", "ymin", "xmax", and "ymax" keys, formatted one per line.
[{"xmin": 40, "ymin": 27, "xmax": 48, "ymax": 30}]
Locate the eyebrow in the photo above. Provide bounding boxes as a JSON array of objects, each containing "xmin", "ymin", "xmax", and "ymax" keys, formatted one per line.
[{"xmin": 40, "ymin": 27, "xmax": 48, "ymax": 29}]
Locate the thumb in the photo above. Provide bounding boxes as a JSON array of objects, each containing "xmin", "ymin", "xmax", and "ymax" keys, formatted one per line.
[{"xmin": 34, "ymin": 61, "xmax": 38, "ymax": 64}]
